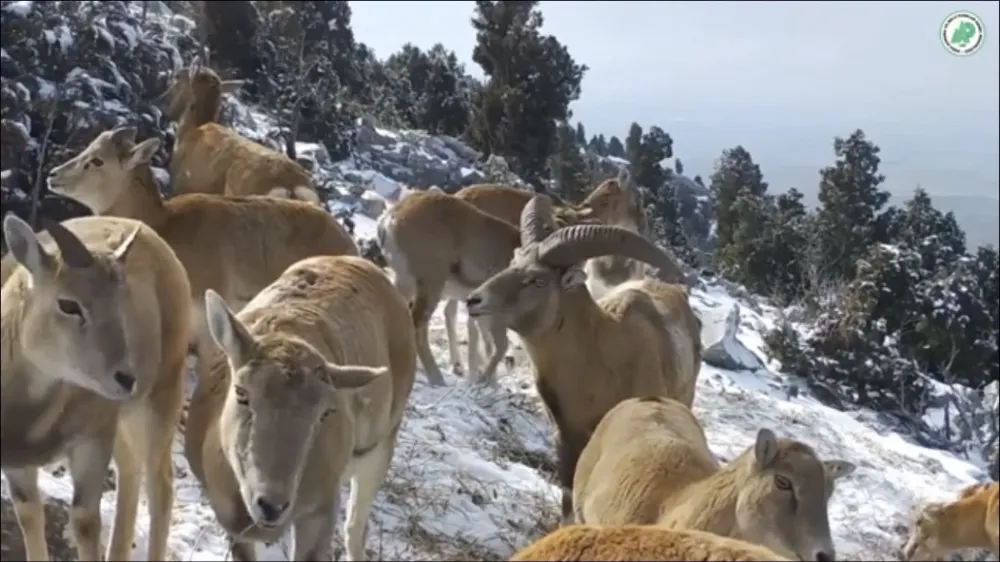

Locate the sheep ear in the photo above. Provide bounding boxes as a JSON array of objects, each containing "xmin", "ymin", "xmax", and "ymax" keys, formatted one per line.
[
  {"xmin": 109, "ymin": 126, "xmax": 138, "ymax": 148},
  {"xmin": 205, "ymin": 289, "xmax": 255, "ymax": 366},
  {"xmin": 754, "ymin": 428, "xmax": 779, "ymax": 470},
  {"xmin": 3, "ymin": 213, "xmax": 56, "ymax": 279},
  {"xmin": 824, "ymin": 460, "xmax": 856, "ymax": 481},
  {"xmin": 124, "ymin": 138, "xmax": 161, "ymax": 170}
]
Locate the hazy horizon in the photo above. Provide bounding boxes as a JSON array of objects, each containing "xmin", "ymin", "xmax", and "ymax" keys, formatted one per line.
[{"xmin": 350, "ymin": 1, "xmax": 1000, "ymax": 245}]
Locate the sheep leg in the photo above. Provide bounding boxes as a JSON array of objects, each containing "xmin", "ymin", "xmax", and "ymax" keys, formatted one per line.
[
  {"xmin": 106, "ymin": 435, "xmax": 141, "ymax": 560},
  {"xmin": 479, "ymin": 317, "xmax": 496, "ymax": 358},
  {"xmin": 228, "ymin": 536, "xmax": 258, "ymax": 561},
  {"xmin": 467, "ymin": 312, "xmax": 482, "ymax": 378},
  {"xmin": 66, "ymin": 434, "xmax": 115, "ymax": 561},
  {"xmin": 472, "ymin": 319, "xmax": 508, "ymax": 386},
  {"xmin": 343, "ymin": 431, "xmax": 398, "ymax": 561},
  {"xmin": 536, "ymin": 378, "xmax": 579, "ymax": 524},
  {"xmin": 443, "ymin": 299, "xmax": 464, "ymax": 376},
  {"xmin": 412, "ymin": 284, "xmax": 446, "ymax": 386},
  {"xmin": 4, "ymin": 467, "xmax": 49, "ymax": 561},
  {"xmin": 293, "ymin": 506, "xmax": 336, "ymax": 561},
  {"xmin": 140, "ymin": 376, "xmax": 184, "ymax": 562}
]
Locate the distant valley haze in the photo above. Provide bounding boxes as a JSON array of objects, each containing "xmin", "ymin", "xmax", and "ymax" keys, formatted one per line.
[{"xmin": 350, "ymin": 0, "xmax": 1000, "ymax": 247}]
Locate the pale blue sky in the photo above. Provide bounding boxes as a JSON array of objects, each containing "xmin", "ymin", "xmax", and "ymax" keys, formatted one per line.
[{"xmin": 351, "ymin": 1, "xmax": 999, "ymax": 242}]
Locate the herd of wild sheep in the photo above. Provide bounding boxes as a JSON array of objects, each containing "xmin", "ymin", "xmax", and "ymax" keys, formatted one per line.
[{"xmin": 0, "ymin": 55, "xmax": 997, "ymax": 562}]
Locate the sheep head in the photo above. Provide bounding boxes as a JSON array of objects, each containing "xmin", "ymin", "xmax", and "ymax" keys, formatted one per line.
[
  {"xmin": 465, "ymin": 195, "xmax": 686, "ymax": 335},
  {"xmin": 160, "ymin": 55, "xmax": 245, "ymax": 121}
]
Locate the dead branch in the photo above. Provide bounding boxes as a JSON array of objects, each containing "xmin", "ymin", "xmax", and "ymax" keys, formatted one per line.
[
  {"xmin": 29, "ymin": 91, "xmax": 62, "ymax": 229},
  {"xmin": 285, "ymin": 8, "xmax": 315, "ymax": 162}
]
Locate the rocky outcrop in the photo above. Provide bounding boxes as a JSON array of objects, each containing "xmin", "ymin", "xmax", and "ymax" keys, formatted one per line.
[
  {"xmin": 352, "ymin": 115, "xmax": 488, "ymax": 190},
  {"xmin": 702, "ymin": 303, "xmax": 766, "ymax": 372}
]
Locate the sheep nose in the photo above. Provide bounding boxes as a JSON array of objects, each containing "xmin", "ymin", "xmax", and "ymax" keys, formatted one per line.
[
  {"xmin": 113, "ymin": 371, "xmax": 136, "ymax": 394},
  {"xmin": 814, "ymin": 550, "xmax": 835, "ymax": 562},
  {"xmin": 255, "ymin": 496, "xmax": 289, "ymax": 523},
  {"xmin": 466, "ymin": 296, "xmax": 482, "ymax": 307}
]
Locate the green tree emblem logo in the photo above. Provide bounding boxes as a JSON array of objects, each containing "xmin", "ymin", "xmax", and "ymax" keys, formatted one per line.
[{"xmin": 941, "ymin": 11, "xmax": 986, "ymax": 56}]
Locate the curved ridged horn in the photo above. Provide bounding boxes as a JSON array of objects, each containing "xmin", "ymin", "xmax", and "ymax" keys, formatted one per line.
[
  {"xmin": 519, "ymin": 194, "xmax": 556, "ymax": 246},
  {"xmin": 537, "ymin": 224, "xmax": 685, "ymax": 284},
  {"xmin": 40, "ymin": 217, "xmax": 94, "ymax": 268}
]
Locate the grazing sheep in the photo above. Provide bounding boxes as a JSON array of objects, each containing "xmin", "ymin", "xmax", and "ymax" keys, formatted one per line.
[
  {"xmin": 1, "ymin": 214, "xmax": 191, "ymax": 561},
  {"xmin": 45, "ymin": 126, "xmax": 358, "ymax": 386},
  {"xmin": 574, "ymin": 396, "xmax": 856, "ymax": 561},
  {"xmin": 902, "ymin": 481, "xmax": 999, "ymax": 560},
  {"xmin": 184, "ymin": 255, "xmax": 416, "ymax": 561},
  {"xmin": 509, "ymin": 524, "xmax": 791, "ymax": 561},
  {"xmin": 464, "ymin": 195, "xmax": 702, "ymax": 522},
  {"xmin": 161, "ymin": 56, "xmax": 320, "ymax": 202},
  {"xmin": 376, "ymin": 190, "xmax": 523, "ymax": 386}
]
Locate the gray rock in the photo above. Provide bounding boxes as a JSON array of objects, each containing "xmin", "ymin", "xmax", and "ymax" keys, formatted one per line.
[
  {"xmin": 357, "ymin": 190, "xmax": 387, "ymax": 219},
  {"xmin": 1, "ymin": 493, "xmax": 76, "ymax": 561},
  {"xmin": 440, "ymin": 135, "xmax": 481, "ymax": 162},
  {"xmin": 702, "ymin": 303, "xmax": 766, "ymax": 372}
]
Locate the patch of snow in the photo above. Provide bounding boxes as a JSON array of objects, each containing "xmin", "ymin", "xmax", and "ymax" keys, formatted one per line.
[{"xmin": 2, "ymin": 1, "xmax": 34, "ymax": 17}]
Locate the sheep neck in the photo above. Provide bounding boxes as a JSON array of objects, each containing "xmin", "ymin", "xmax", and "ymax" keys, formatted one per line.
[{"xmin": 107, "ymin": 166, "xmax": 168, "ymax": 231}]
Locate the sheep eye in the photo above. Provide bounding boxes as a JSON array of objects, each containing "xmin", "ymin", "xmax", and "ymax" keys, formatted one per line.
[
  {"xmin": 57, "ymin": 298, "xmax": 83, "ymax": 317},
  {"xmin": 775, "ymin": 475, "xmax": 793, "ymax": 491},
  {"xmin": 234, "ymin": 387, "xmax": 249, "ymax": 406},
  {"xmin": 532, "ymin": 277, "xmax": 547, "ymax": 288},
  {"xmin": 91, "ymin": 157, "xmax": 104, "ymax": 168},
  {"xmin": 319, "ymin": 408, "xmax": 335, "ymax": 422}
]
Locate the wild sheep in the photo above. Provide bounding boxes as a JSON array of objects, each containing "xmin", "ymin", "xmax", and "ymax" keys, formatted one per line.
[
  {"xmin": 464, "ymin": 195, "xmax": 702, "ymax": 522},
  {"xmin": 574, "ymin": 396, "xmax": 856, "ymax": 561},
  {"xmin": 184, "ymin": 255, "xmax": 416, "ymax": 561},
  {"xmin": 575, "ymin": 172, "xmax": 691, "ymax": 299},
  {"xmin": 509, "ymin": 524, "xmax": 792, "ymax": 561},
  {"xmin": 377, "ymin": 189, "xmax": 524, "ymax": 386},
  {"xmin": 1, "ymin": 214, "xmax": 191, "ymax": 561},
  {"xmin": 161, "ymin": 56, "xmax": 320, "ymax": 203},
  {"xmin": 381, "ymin": 180, "xmax": 650, "ymax": 383},
  {"xmin": 442, "ymin": 184, "xmax": 591, "ymax": 380},
  {"xmin": 45, "ymin": 126, "xmax": 358, "ymax": 385},
  {"xmin": 902, "ymin": 481, "xmax": 999, "ymax": 560}
]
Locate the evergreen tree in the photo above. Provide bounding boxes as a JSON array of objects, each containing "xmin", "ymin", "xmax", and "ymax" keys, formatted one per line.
[
  {"xmin": 709, "ymin": 146, "xmax": 768, "ymax": 250},
  {"xmin": 814, "ymin": 129, "xmax": 890, "ymax": 280},
  {"xmin": 587, "ymin": 134, "xmax": 608, "ymax": 156},
  {"xmin": 607, "ymin": 135, "xmax": 625, "ymax": 158},
  {"xmin": 468, "ymin": 1, "xmax": 587, "ymax": 185},
  {"xmin": 575, "ymin": 122, "xmax": 587, "ymax": 146},
  {"xmin": 674, "ymin": 158, "xmax": 684, "ymax": 176},
  {"xmin": 625, "ymin": 122, "xmax": 643, "ymax": 166},
  {"xmin": 885, "ymin": 187, "xmax": 967, "ymax": 270},
  {"xmin": 549, "ymin": 121, "xmax": 589, "ymax": 202}
]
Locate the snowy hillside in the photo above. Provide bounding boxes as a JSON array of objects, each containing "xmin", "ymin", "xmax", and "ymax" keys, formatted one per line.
[{"xmin": 0, "ymin": 3, "xmax": 994, "ymax": 562}]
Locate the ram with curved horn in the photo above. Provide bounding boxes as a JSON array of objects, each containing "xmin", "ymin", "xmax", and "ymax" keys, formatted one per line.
[
  {"xmin": 465, "ymin": 195, "xmax": 702, "ymax": 523},
  {"xmin": 161, "ymin": 56, "xmax": 320, "ymax": 202},
  {"xmin": 421, "ymin": 182, "xmax": 640, "ymax": 381}
]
